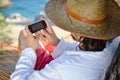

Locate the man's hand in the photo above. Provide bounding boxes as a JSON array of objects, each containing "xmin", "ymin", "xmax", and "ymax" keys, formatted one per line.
[
  {"xmin": 18, "ymin": 30, "xmax": 27, "ymax": 50},
  {"xmin": 19, "ymin": 26, "xmax": 42, "ymax": 52},
  {"xmin": 35, "ymin": 30, "xmax": 49, "ymax": 47},
  {"xmin": 24, "ymin": 26, "xmax": 41, "ymax": 50},
  {"xmin": 37, "ymin": 19, "xmax": 60, "ymax": 46}
]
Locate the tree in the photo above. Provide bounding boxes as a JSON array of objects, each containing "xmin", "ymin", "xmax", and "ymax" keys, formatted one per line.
[{"xmin": 0, "ymin": 13, "xmax": 12, "ymax": 44}]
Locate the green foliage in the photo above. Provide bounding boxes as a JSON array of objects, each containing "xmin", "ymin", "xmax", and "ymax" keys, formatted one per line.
[
  {"xmin": 116, "ymin": 0, "xmax": 120, "ymax": 3},
  {"xmin": 0, "ymin": 13, "xmax": 12, "ymax": 44},
  {"xmin": 0, "ymin": 13, "xmax": 4, "ymax": 21}
]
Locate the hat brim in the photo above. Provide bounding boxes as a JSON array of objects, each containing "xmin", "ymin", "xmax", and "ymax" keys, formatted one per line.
[{"xmin": 45, "ymin": 0, "xmax": 120, "ymax": 40}]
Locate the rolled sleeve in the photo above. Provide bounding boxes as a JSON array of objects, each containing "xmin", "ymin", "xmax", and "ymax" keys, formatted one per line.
[
  {"xmin": 52, "ymin": 38, "xmax": 78, "ymax": 59},
  {"xmin": 10, "ymin": 48, "xmax": 37, "ymax": 80}
]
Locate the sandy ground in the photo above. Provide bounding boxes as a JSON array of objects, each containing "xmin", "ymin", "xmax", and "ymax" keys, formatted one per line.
[{"xmin": 8, "ymin": 24, "xmax": 73, "ymax": 48}]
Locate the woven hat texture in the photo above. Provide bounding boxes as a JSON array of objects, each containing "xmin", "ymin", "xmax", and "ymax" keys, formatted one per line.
[{"xmin": 45, "ymin": 0, "xmax": 120, "ymax": 40}]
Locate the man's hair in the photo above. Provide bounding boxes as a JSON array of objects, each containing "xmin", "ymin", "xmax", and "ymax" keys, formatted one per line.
[
  {"xmin": 78, "ymin": 36, "xmax": 107, "ymax": 51},
  {"xmin": 71, "ymin": 35, "xmax": 108, "ymax": 51}
]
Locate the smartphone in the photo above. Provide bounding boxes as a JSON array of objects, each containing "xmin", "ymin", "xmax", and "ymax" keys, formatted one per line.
[{"xmin": 28, "ymin": 20, "xmax": 47, "ymax": 33}]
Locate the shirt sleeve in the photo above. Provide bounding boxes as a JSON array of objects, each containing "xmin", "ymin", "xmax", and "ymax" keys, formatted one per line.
[
  {"xmin": 10, "ymin": 48, "xmax": 61, "ymax": 80},
  {"xmin": 106, "ymin": 36, "xmax": 120, "ymax": 56},
  {"xmin": 52, "ymin": 38, "xmax": 78, "ymax": 59},
  {"xmin": 10, "ymin": 48, "xmax": 36, "ymax": 80}
]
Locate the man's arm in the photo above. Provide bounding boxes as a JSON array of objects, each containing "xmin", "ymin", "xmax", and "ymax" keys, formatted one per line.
[
  {"xmin": 10, "ymin": 48, "xmax": 61, "ymax": 80},
  {"xmin": 10, "ymin": 48, "xmax": 36, "ymax": 80},
  {"xmin": 52, "ymin": 38, "xmax": 78, "ymax": 59}
]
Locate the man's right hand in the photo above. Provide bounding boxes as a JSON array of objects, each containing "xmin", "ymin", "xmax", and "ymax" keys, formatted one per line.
[{"xmin": 37, "ymin": 19, "xmax": 60, "ymax": 46}]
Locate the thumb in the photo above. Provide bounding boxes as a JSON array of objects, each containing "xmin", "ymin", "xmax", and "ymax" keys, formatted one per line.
[
  {"xmin": 25, "ymin": 26, "xmax": 32, "ymax": 36},
  {"xmin": 23, "ymin": 29, "xmax": 27, "ymax": 37}
]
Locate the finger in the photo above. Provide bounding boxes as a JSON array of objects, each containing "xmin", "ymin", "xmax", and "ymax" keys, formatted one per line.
[
  {"xmin": 41, "ymin": 19, "xmax": 54, "ymax": 34},
  {"xmin": 40, "ymin": 29, "xmax": 50, "ymax": 38},
  {"xmin": 23, "ymin": 29, "xmax": 27, "ymax": 37},
  {"xmin": 35, "ymin": 31, "xmax": 40, "ymax": 39},
  {"xmin": 18, "ymin": 29, "xmax": 27, "ymax": 50},
  {"xmin": 40, "ymin": 34, "xmax": 46, "ymax": 41},
  {"xmin": 25, "ymin": 26, "xmax": 32, "ymax": 36}
]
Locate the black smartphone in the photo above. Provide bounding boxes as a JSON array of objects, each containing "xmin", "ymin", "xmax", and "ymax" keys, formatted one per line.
[{"xmin": 28, "ymin": 20, "xmax": 47, "ymax": 33}]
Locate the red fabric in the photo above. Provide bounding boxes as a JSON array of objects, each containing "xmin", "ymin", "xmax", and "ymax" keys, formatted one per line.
[
  {"xmin": 45, "ymin": 43, "xmax": 55, "ymax": 54},
  {"xmin": 34, "ymin": 48, "xmax": 54, "ymax": 70}
]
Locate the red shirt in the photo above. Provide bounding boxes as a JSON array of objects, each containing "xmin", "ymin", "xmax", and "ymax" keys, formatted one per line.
[{"xmin": 34, "ymin": 48, "xmax": 54, "ymax": 70}]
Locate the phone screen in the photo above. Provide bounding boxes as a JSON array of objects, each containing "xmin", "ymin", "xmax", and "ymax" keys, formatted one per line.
[{"xmin": 28, "ymin": 20, "xmax": 47, "ymax": 33}]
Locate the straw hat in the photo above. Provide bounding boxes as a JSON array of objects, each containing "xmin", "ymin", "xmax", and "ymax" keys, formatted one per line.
[{"xmin": 45, "ymin": 0, "xmax": 120, "ymax": 40}]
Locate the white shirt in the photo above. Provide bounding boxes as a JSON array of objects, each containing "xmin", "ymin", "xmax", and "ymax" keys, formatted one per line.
[{"xmin": 10, "ymin": 36, "xmax": 120, "ymax": 80}]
